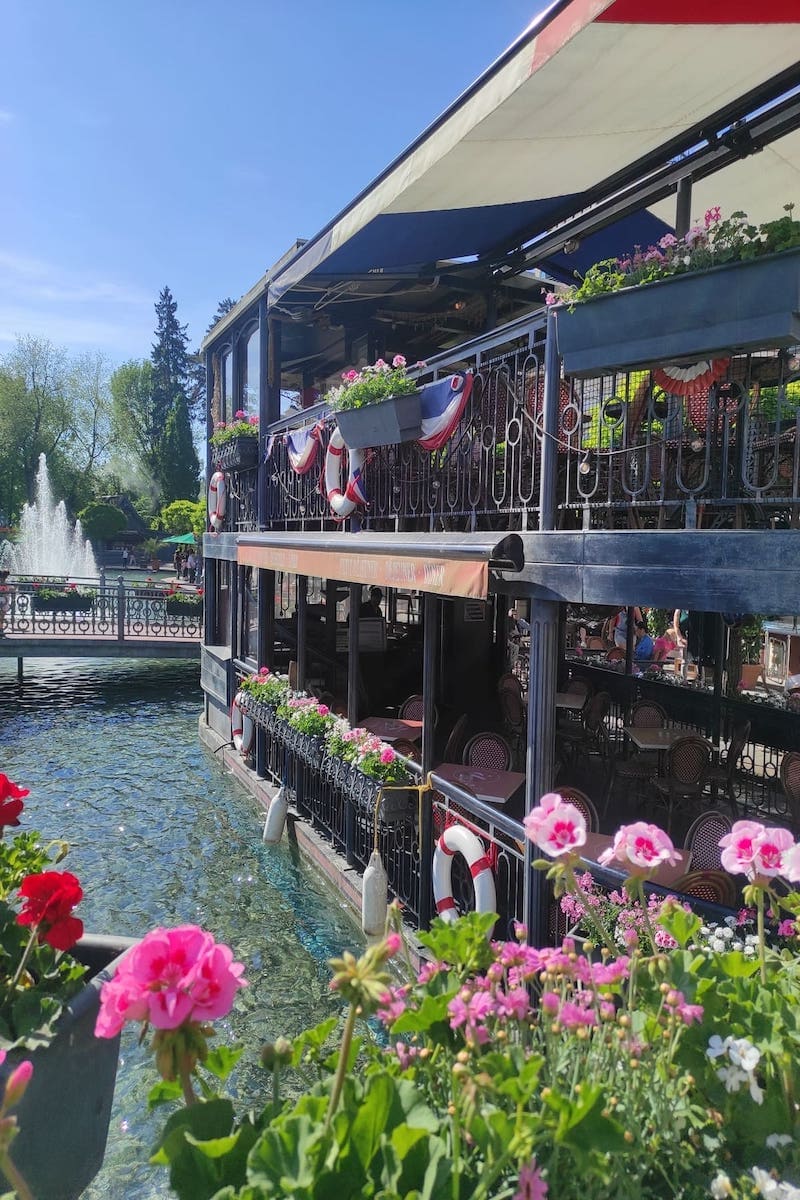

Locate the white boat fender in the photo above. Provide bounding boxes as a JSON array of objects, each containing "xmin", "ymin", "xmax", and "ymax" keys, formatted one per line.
[
  {"xmin": 432, "ymin": 823, "xmax": 496, "ymax": 925},
  {"xmin": 361, "ymin": 849, "xmax": 388, "ymax": 937},
  {"xmin": 230, "ymin": 692, "xmax": 254, "ymax": 757},
  {"xmin": 262, "ymin": 786, "xmax": 289, "ymax": 844}
]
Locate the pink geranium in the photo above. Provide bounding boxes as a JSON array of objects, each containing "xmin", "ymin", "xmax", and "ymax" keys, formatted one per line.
[
  {"xmin": 598, "ymin": 822, "xmax": 679, "ymax": 877},
  {"xmin": 523, "ymin": 792, "xmax": 587, "ymax": 858},
  {"xmin": 719, "ymin": 820, "xmax": 795, "ymax": 882},
  {"xmin": 95, "ymin": 925, "xmax": 247, "ymax": 1037}
]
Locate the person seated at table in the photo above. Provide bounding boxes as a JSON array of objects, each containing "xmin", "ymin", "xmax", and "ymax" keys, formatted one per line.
[
  {"xmin": 613, "ymin": 606, "xmax": 643, "ymax": 649},
  {"xmin": 359, "ymin": 587, "xmax": 384, "ymax": 618},
  {"xmin": 653, "ymin": 628, "xmax": 678, "ymax": 662},
  {"xmin": 634, "ymin": 622, "xmax": 655, "ymax": 661}
]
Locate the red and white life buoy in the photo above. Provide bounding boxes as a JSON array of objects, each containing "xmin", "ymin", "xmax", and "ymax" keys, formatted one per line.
[
  {"xmin": 208, "ymin": 471, "xmax": 226, "ymax": 531},
  {"xmin": 432, "ymin": 823, "xmax": 496, "ymax": 925},
  {"xmin": 324, "ymin": 427, "xmax": 367, "ymax": 519},
  {"xmin": 230, "ymin": 692, "xmax": 254, "ymax": 756}
]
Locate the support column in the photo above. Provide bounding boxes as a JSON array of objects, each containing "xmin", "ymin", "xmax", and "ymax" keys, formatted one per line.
[
  {"xmin": 419, "ymin": 592, "xmax": 440, "ymax": 929},
  {"xmin": 522, "ymin": 598, "xmax": 559, "ymax": 945},
  {"xmin": 258, "ymin": 569, "xmax": 274, "ymax": 670},
  {"xmin": 296, "ymin": 575, "xmax": 308, "ymax": 692},
  {"xmin": 676, "ymin": 177, "xmax": 692, "ymax": 239},
  {"xmin": 347, "ymin": 583, "xmax": 360, "ymax": 726},
  {"xmin": 625, "ymin": 606, "xmax": 636, "ymax": 675},
  {"xmin": 538, "ymin": 308, "xmax": 560, "ymax": 531},
  {"xmin": 257, "ymin": 296, "xmax": 269, "ymax": 527}
]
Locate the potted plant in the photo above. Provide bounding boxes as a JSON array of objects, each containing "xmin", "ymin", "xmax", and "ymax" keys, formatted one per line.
[
  {"xmin": 552, "ymin": 205, "xmax": 800, "ymax": 375},
  {"xmin": 325, "ymin": 355, "xmax": 423, "ymax": 448},
  {"xmin": 210, "ymin": 411, "xmax": 260, "ymax": 469},
  {"xmin": 0, "ymin": 773, "xmax": 131, "ymax": 1200},
  {"xmin": 164, "ymin": 587, "xmax": 204, "ymax": 618},
  {"xmin": 31, "ymin": 583, "xmax": 96, "ymax": 613}
]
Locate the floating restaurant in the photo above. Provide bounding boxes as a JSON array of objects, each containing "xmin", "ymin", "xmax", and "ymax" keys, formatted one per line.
[{"xmin": 199, "ymin": 1, "xmax": 800, "ymax": 943}]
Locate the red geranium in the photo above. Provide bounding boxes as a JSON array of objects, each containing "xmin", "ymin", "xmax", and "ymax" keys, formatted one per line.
[
  {"xmin": 0, "ymin": 774, "xmax": 29, "ymax": 803},
  {"xmin": 17, "ymin": 871, "xmax": 84, "ymax": 951},
  {"xmin": 0, "ymin": 798, "xmax": 24, "ymax": 832}
]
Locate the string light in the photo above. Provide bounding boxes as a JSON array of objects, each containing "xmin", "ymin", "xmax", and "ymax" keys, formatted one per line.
[{"xmin": 578, "ymin": 451, "xmax": 593, "ymax": 476}]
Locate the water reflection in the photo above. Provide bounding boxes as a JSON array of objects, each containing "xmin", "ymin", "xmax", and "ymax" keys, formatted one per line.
[{"xmin": 0, "ymin": 658, "xmax": 364, "ymax": 1200}]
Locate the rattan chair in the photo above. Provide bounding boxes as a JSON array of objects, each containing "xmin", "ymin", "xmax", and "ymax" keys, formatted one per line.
[
  {"xmin": 557, "ymin": 691, "xmax": 612, "ymax": 772},
  {"xmin": 603, "ymin": 698, "xmax": 669, "ymax": 816},
  {"xmin": 556, "ymin": 786, "xmax": 599, "ymax": 833},
  {"xmin": 673, "ymin": 870, "xmax": 738, "ymax": 908},
  {"xmin": 461, "ymin": 732, "xmax": 513, "ymax": 771},
  {"xmin": 780, "ymin": 751, "xmax": 800, "ymax": 831},
  {"xmin": 651, "ymin": 735, "xmax": 713, "ymax": 835},
  {"xmin": 704, "ymin": 721, "xmax": 750, "ymax": 817},
  {"xmin": 629, "ymin": 699, "xmax": 668, "ymax": 728},
  {"xmin": 442, "ymin": 714, "xmax": 470, "ymax": 764},
  {"xmin": 684, "ymin": 810, "xmax": 733, "ymax": 872},
  {"xmin": 398, "ymin": 694, "xmax": 439, "ymax": 727},
  {"xmin": 392, "ymin": 738, "xmax": 422, "ymax": 765}
]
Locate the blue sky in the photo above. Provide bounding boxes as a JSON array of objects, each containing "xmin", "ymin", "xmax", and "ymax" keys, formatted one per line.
[{"xmin": 1, "ymin": 1, "xmax": 540, "ymax": 365}]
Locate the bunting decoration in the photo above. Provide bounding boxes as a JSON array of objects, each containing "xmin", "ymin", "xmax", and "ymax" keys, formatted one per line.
[
  {"xmin": 285, "ymin": 423, "xmax": 323, "ymax": 475},
  {"xmin": 653, "ymin": 359, "xmax": 730, "ymax": 397},
  {"xmin": 417, "ymin": 373, "xmax": 473, "ymax": 452}
]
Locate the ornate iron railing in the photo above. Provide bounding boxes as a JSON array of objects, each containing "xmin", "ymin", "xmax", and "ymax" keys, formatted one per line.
[{"xmin": 4, "ymin": 582, "xmax": 202, "ymax": 641}]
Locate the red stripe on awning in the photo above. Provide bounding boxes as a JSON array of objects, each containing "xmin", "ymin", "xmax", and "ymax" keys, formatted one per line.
[{"xmin": 597, "ymin": 0, "xmax": 798, "ymax": 21}]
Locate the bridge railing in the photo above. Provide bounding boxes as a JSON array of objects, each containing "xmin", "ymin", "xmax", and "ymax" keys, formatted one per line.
[{"xmin": 2, "ymin": 577, "xmax": 202, "ymax": 641}]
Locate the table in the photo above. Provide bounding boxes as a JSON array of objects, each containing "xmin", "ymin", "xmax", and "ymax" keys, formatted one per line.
[
  {"xmin": 622, "ymin": 727, "xmax": 687, "ymax": 753},
  {"xmin": 555, "ymin": 692, "xmax": 585, "ymax": 711},
  {"xmin": 432, "ymin": 762, "xmax": 526, "ymax": 808},
  {"xmin": 361, "ymin": 717, "xmax": 423, "ymax": 743},
  {"xmin": 580, "ymin": 831, "xmax": 690, "ymax": 887}
]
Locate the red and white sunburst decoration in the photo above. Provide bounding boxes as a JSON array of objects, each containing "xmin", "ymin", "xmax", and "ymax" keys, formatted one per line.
[{"xmin": 652, "ymin": 359, "xmax": 730, "ymax": 397}]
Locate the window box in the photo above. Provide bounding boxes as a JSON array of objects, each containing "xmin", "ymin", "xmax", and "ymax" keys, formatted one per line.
[
  {"xmin": 556, "ymin": 248, "xmax": 800, "ymax": 376},
  {"xmin": 210, "ymin": 435, "xmax": 260, "ymax": 471},
  {"xmin": 32, "ymin": 595, "xmax": 94, "ymax": 613},
  {"xmin": 335, "ymin": 391, "xmax": 422, "ymax": 449}
]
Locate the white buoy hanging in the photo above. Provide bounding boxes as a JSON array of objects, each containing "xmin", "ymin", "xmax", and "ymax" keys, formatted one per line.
[
  {"xmin": 262, "ymin": 786, "xmax": 288, "ymax": 844},
  {"xmin": 361, "ymin": 788, "xmax": 388, "ymax": 936}
]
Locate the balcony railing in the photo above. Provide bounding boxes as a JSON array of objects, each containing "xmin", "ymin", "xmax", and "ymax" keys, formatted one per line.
[{"xmin": 4, "ymin": 580, "xmax": 202, "ymax": 641}]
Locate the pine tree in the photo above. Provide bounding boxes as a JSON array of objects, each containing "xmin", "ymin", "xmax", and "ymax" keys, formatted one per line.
[
  {"xmin": 157, "ymin": 398, "xmax": 200, "ymax": 503},
  {"xmin": 151, "ymin": 286, "xmax": 190, "ymax": 430}
]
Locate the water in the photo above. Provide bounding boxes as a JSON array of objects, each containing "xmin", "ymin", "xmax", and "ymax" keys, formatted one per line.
[
  {"xmin": 0, "ymin": 657, "xmax": 364, "ymax": 1199},
  {"xmin": 0, "ymin": 453, "xmax": 98, "ymax": 578}
]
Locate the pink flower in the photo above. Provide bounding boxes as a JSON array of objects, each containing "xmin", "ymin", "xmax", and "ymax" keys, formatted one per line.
[
  {"xmin": 384, "ymin": 932, "xmax": 401, "ymax": 958},
  {"xmin": 391, "ymin": 354, "xmax": 406, "ymax": 368},
  {"xmin": 374, "ymin": 358, "xmax": 388, "ymax": 370},
  {"xmin": 393, "ymin": 1041, "xmax": 418, "ymax": 1070},
  {"xmin": 95, "ymin": 925, "xmax": 247, "ymax": 1037},
  {"xmin": 659, "ymin": 233, "xmax": 678, "ymax": 250},
  {"xmin": 705, "ymin": 205, "xmax": 722, "ymax": 227},
  {"xmin": 248, "ymin": 414, "xmax": 259, "ymax": 425},
  {"xmin": 3, "ymin": 1060, "xmax": 33, "ymax": 1108},
  {"xmin": 234, "ymin": 409, "xmax": 245, "ymax": 419},
  {"xmin": 316, "ymin": 704, "xmax": 330, "ymax": 716},
  {"xmin": 379, "ymin": 746, "xmax": 395, "ymax": 765},
  {"xmin": 544, "ymin": 291, "xmax": 558, "ymax": 306},
  {"xmin": 598, "ymin": 822, "xmax": 679, "ymax": 877},
  {"xmin": 523, "ymin": 793, "xmax": 587, "ymax": 858},
  {"xmin": 778, "ymin": 918, "xmax": 797, "ymax": 937},
  {"xmin": 780, "ymin": 842, "xmax": 800, "ymax": 883},
  {"xmin": 514, "ymin": 1159, "xmax": 548, "ymax": 1200},
  {"xmin": 684, "ymin": 225, "xmax": 706, "ymax": 247},
  {"xmin": 719, "ymin": 821, "xmax": 794, "ymax": 881}
]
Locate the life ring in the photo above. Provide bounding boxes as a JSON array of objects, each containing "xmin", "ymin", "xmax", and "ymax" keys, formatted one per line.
[
  {"xmin": 230, "ymin": 692, "xmax": 254, "ymax": 756},
  {"xmin": 208, "ymin": 471, "xmax": 226, "ymax": 531},
  {"xmin": 432, "ymin": 823, "xmax": 496, "ymax": 924},
  {"xmin": 324, "ymin": 427, "xmax": 367, "ymax": 519}
]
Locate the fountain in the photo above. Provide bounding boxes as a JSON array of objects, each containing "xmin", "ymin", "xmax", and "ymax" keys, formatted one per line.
[{"xmin": 0, "ymin": 454, "xmax": 99, "ymax": 579}]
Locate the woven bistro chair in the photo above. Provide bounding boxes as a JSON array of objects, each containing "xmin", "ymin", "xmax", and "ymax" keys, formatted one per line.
[
  {"xmin": 673, "ymin": 870, "xmax": 738, "ymax": 908},
  {"xmin": 441, "ymin": 714, "xmax": 470, "ymax": 764},
  {"xmin": 398, "ymin": 694, "xmax": 439, "ymax": 727},
  {"xmin": 651, "ymin": 735, "xmax": 713, "ymax": 836},
  {"xmin": 392, "ymin": 737, "xmax": 422, "ymax": 765},
  {"xmin": 557, "ymin": 691, "xmax": 612, "ymax": 773},
  {"xmin": 703, "ymin": 720, "xmax": 750, "ymax": 817},
  {"xmin": 602, "ymin": 698, "xmax": 669, "ymax": 817},
  {"xmin": 461, "ymin": 732, "xmax": 513, "ymax": 772},
  {"xmin": 683, "ymin": 810, "xmax": 733, "ymax": 872},
  {"xmin": 556, "ymin": 786, "xmax": 599, "ymax": 834},
  {"xmin": 780, "ymin": 751, "xmax": 800, "ymax": 832}
]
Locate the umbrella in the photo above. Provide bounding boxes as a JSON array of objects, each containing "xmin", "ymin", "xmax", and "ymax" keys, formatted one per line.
[{"xmin": 161, "ymin": 533, "xmax": 197, "ymax": 545}]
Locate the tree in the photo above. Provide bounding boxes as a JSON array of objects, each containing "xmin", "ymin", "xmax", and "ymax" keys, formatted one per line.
[
  {"xmin": 151, "ymin": 286, "xmax": 190, "ymax": 431},
  {"xmin": 159, "ymin": 500, "xmax": 205, "ymax": 536},
  {"xmin": 188, "ymin": 297, "xmax": 238, "ymax": 421},
  {"xmin": 77, "ymin": 502, "xmax": 126, "ymax": 543},
  {"xmin": 205, "ymin": 297, "xmax": 236, "ymax": 337},
  {"xmin": 157, "ymin": 399, "xmax": 200, "ymax": 504},
  {"xmin": 109, "ymin": 360, "xmax": 161, "ymax": 481}
]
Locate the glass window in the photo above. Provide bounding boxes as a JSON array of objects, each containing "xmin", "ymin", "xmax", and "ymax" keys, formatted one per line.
[
  {"xmin": 241, "ymin": 327, "xmax": 260, "ymax": 417},
  {"xmin": 222, "ymin": 351, "xmax": 233, "ymax": 422},
  {"xmin": 241, "ymin": 568, "xmax": 259, "ymax": 661}
]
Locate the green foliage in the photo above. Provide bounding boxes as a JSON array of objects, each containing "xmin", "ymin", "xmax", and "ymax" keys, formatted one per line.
[
  {"xmin": 325, "ymin": 358, "xmax": 418, "ymax": 412},
  {"xmin": 159, "ymin": 500, "xmax": 205, "ymax": 536},
  {"xmin": 152, "ymin": 286, "xmax": 190, "ymax": 434},
  {"xmin": 209, "ymin": 418, "xmax": 259, "ymax": 448},
  {"xmin": 157, "ymin": 398, "xmax": 200, "ymax": 504},
  {"xmin": 76, "ymin": 501, "xmax": 127, "ymax": 541}
]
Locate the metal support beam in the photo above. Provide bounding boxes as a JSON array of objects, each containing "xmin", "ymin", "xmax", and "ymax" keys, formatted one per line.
[
  {"xmin": 675, "ymin": 177, "xmax": 692, "ymax": 239},
  {"xmin": 419, "ymin": 592, "xmax": 440, "ymax": 928},
  {"xmin": 258, "ymin": 569, "xmax": 274, "ymax": 670},
  {"xmin": 346, "ymin": 583, "xmax": 360, "ymax": 866},
  {"xmin": 522, "ymin": 598, "xmax": 559, "ymax": 945},
  {"xmin": 297, "ymin": 575, "xmax": 307, "ymax": 692},
  {"xmin": 257, "ymin": 296, "xmax": 269, "ymax": 527},
  {"xmin": 625, "ymin": 606, "xmax": 636, "ymax": 675},
  {"xmin": 538, "ymin": 308, "xmax": 560, "ymax": 531}
]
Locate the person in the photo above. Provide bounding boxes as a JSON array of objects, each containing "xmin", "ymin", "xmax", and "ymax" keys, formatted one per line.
[
  {"xmin": 173, "ymin": 548, "xmax": 183, "ymax": 578},
  {"xmin": 121, "ymin": 547, "xmax": 129, "ymax": 570},
  {"xmin": 634, "ymin": 622, "xmax": 654, "ymax": 661},
  {"xmin": 186, "ymin": 551, "xmax": 197, "ymax": 585},
  {"xmin": 0, "ymin": 569, "xmax": 12, "ymax": 637},
  {"xmin": 359, "ymin": 586, "xmax": 383, "ymax": 618},
  {"xmin": 613, "ymin": 606, "xmax": 643, "ymax": 649},
  {"xmin": 508, "ymin": 606, "xmax": 530, "ymax": 635},
  {"xmin": 653, "ymin": 628, "xmax": 678, "ymax": 662},
  {"xmin": 672, "ymin": 609, "xmax": 690, "ymax": 651}
]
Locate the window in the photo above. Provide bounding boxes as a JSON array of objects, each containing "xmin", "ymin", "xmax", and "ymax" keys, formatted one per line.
[
  {"xmin": 241, "ymin": 327, "xmax": 260, "ymax": 417},
  {"xmin": 221, "ymin": 351, "xmax": 233, "ymax": 422}
]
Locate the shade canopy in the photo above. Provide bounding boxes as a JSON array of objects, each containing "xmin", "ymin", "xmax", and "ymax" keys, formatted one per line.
[
  {"xmin": 161, "ymin": 533, "xmax": 198, "ymax": 545},
  {"xmin": 269, "ymin": 0, "xmax": 800, "ymax": 305}
]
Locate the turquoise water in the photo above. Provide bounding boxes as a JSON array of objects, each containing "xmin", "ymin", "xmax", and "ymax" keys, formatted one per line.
[{"xmin": 0, "ymin": 658, "xmax": 364, "ymax": 1199}]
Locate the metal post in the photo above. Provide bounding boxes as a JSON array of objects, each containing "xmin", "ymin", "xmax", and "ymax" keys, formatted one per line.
[
  {"xmin": 713, "ymin": 613, "xmax": 727, "ymax": 747},
  {"xmin": 116, "ymin": 575, "xmax": 125, "ymax": 642},
  {"xmin": 258, "ymin": 569, "xmax": 274, "ymax": 670},
  {"xmin": 538, "ymin": 308, "xmax": 560, "ymax": 531},
  {"xmin": 16, "ymin": 658, "xmax": 22, "ymax": 683},
  {"xmin": 204, "ymin": 560, "xmax": 216, "ymax": 646},
  {"xmin": 346, "ymin": 583, "xmax": 360, "ymax": 865},
  {"xmin": 625, "ymin": 606, "xmax": 636, "ymax": 675},
  {"xmin": 297, "ymin": 575, "xmax": 308, "ymax": 692},
  {"xmin": 675, "ymin": 176, "xmax": 692, "ymax": 238},
  {"xmin": 522, "ymin": 598, "xmax": 559, "ymax": 945},
  {"xmin": 257, "ymin": 295, "xmax": 269, "ymax": 527},
  {"xmin": 419, "ymin": 591, "xmax": 440, "ymax": 928},
  {"xmin": 205, "ymin": 348, "xmax": 214, "ymax": 483}
]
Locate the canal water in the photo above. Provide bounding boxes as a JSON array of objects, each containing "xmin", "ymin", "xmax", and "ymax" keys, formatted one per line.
[{"xmin": 0, "ymin": 657, "xmax": 364, "ymax": 1199}]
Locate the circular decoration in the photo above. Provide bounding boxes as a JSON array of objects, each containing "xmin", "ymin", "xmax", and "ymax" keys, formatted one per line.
[
  {"xmin": 650, "ymin": 388, "xmax": 670, "ymax": 421},
  {"xmin": 602, "ymin": 398, "xmax": 624, "ymax": 424},
  {"xmin": 653, "ymin": 359, "xmax": 730, "ymax": 397}
]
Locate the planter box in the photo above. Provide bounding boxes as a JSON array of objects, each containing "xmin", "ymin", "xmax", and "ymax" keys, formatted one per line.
[
  {"xmin": 211, "ymin": 435, "xmax": 260, "ymax": 470},
  {"xmin": 165, "ymin": 598, "xmax": 203, "ymax": 617},
  {"xmin": 0, "ymin": 933, "xmax": 136, "ymax": 1200},
  {"xmin": 335, "ymin": 391, "xmax": 422, "ymax": 449},
  {"xmin": 32, "ymin": 596, "xmax": 94, "ymax": 613},
  {"xmin": 556, "ymin": 248, "xmax": 800, "ymax": 376}
]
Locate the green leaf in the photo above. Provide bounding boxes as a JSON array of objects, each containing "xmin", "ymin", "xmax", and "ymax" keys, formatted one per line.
[
  {"xmin": 291, "ymin": 1016, "xmax": 339, "ymax": 1066},
  {"xmin": 391, "ymin": 992, "xmax": 453, "ymax": 1035},
  {"xmin": 349, "ymin": 1073, "xmax": 395, "ymax": 1168},
  {"xmin": 717, "ymin": 951, "xmax": 762, "ymax": 979},
  {"xmin": 658, "ymin": 904, "xmax": 702, "ymax": 948},
  {"xmin": 147, "ymin": 1078, "xmax": 183, "ymax": 1109},
  {"xmin": 203, "ymin": 1043, "xmax": 245, "ymax": 1082},
  {"xmin": 150, "ymin": 1098, "xmax": 235, "ymax": 1164}
]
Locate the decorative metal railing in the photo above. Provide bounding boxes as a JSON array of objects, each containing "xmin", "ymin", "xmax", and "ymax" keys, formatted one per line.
[{"xmin": 4, "ymin": 581, "xmax": 202, "ymax": 641}]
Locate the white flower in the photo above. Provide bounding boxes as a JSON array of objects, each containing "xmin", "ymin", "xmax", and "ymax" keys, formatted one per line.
[
  {"xmin": 718, "ymin": 1064, "xmax": 749, "ymax": 1093},
  {"xmin": 707, "ymin": 1034, "xmax": 730, "ymax": 1060},
  {"xmin": 729, "ymin": 1038, "xmax": 761, "ymax": 1073},
  {"xmin": 710, "ymin": 1172, "xmax": 732, "ymax": 1198},
  {"xmin": 767, "ymin": 1134, "xmax": 793, "ymax": 1150}
]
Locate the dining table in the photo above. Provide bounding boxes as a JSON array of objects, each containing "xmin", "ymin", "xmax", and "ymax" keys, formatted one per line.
[
  {"xmin": 432, "ymin": 762, "xmax": 526, "ymax": 809},
  {"xmin": 579, "ymin": 831, "xmax": 690, "ymax": 887},
  {"xmin": 555, "ymin": 692, "xmax": 585, "ymax": 712},
  {"xmin": 622, "ymin": 726, "xmax": 689, "ymax": 754},
  {"xmin": 361, "ymin": 716, "xmax": 423, "ymax": 743}
]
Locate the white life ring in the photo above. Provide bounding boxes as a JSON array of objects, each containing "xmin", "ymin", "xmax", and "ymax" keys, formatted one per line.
[
  {"xmin": 230, "ymin": 692, "xmax": 254, "ymax": 756},
  {"xmin": 432, "ymin": 823, "xmax": 496, "ymax": 924},
  {"xmin": 324, "ymin": 427, "xmax": 367, "ymax": 519},
  {"xmin": 208, "ymin": 471, "xmax": 226, "ymax": 531}
]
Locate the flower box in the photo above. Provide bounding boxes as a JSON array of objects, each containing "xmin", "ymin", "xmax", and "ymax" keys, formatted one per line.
[
  {"xmin": 0, "ymin": 934, "xmax": 135, "ymax": 1200},
  {"xmin": 335, "ymin": 391, "xmax": 422, "ymax": 449},
  {"xmin": 556, "ymin": 248, "xmax": 800, "ymax": 376},
  {"xmin": 165, "ymin": 597, "xmax": 203, "ymax": 618},
  {"xmin": 32, "ymin": 595, "xmax": 94, "ymax": 613},
  {"xmin": 210, "ymin": 435, "xmax": 259, "ymax": 471}
]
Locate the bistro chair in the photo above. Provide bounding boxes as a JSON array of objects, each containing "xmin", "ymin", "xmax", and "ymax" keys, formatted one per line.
[
  {"xmin": 603, "ymin": 698, "xmax": 670, "ymax": 814},
  {"xmin": 557, "ymin": 691, "xmax": 612, "ymax": 773},
  {"xmin": 629, "ymin": 699, "xmax": 668, "ymax": 728},
  {"xmin": 461, "ymin": 732, "xmax": 513, "ymax": 772},
  {"xmin": 497, "ymin": 676, "xmax": 526, "ymax": 767},
  {"xmin": 398, "ymin": 694, "xmax": 439, "ymax": 727},
  {"xmin": 392, "ymin": 738, "xmax": 422, "ymax": 765},
  {"xmin": 683, "ymin": 810, "xmax": 732, "ymax": 872},
  {"xmin": 650, "ymin": 735, "xmax": 713, "ymax": 836},
  {"xmin": 556, "ymin": 786, "xmax": 599, "ymax": 833},
  {"xmin": 673, "ymin": 870, "xmax": 738, "ymax": 908},
  {"xmin": 780, "ymin": 751, "xmax": 800, "ymax": 830},
  {"xmin": 442, "ymin": 714, "xmax": 470, "ymax": 764},
  {"xmin": 703, "ymin": 720, "xmax": 751, "ymax": 816}
]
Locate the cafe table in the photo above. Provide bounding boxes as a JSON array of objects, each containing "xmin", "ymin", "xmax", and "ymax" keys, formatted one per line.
[
  {"xmin": 622, "ymin": 726, "xmax": 688, "ymax": 754},
  {"xmin": 361, "ymin": 716, "xmax": 423, "ymax": 743},
  {"xmin": 432, "ymin": 762, "xmax": 526, "ymax": 809},
  {"xmin": 579, "ymin": 831, "xmax": 690, "ymax": 887},
  {"xmin": 555, "ymin": 692, "xmax": 585, "ymax": 712}
]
